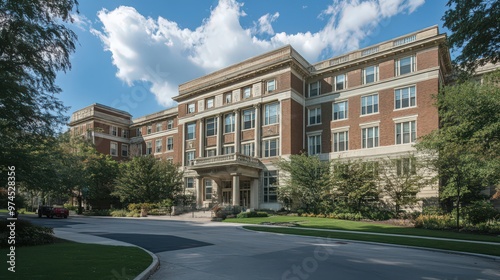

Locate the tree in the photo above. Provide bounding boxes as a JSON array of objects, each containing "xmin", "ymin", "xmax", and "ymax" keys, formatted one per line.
[
  {"xmin": 113, "ymin": 156, "xmax": 184, "ymax": 205},
  {"xmin": 443, "ymin": 0, "xmax": 500, "ymax": 72},
  {"xmin": 417, "ymin": 70, "xmax": 500, "ymax": 227},
  {"xmin": 275, "ymin": 153, "xmax": 331, "ymax": 214},
  {"xmin": 0, "ymin": 0, "xmax": 78, "ymax": 185},
  {"xmin": 331, "ymin": 159, "xmax": 380, "ymax": 212},
  {"xmin": 83, "ymin": 152, "xmax": 120, "ymax": 209}
]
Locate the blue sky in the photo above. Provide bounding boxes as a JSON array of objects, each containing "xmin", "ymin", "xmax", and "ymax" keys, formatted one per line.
[{"xmin": 57, "ymin": 0, "xmax": 450, "ymax": 120}]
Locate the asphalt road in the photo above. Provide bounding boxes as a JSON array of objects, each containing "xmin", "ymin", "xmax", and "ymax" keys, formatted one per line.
[{"xmin": 26, "ymin": 215, "xmax": 500, "ymax": 280}]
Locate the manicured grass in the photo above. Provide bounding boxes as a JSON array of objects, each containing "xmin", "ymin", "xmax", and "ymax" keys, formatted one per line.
[
  {"xmin": 224, "ymin": 216, "xmax": 500, "ymax": 243},
  {"xmin": 0, "ymin": 240, "xmax": 152, "ymax": 280},
  {"xmin": 243, "ymin": 226, "xmax": 500, "ymax": 257}
]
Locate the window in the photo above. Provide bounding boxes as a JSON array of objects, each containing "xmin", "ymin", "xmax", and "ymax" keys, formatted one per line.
[
  {"xmin": 242, "ymin": 108, "xmax": 255, "ymax": 129},
  {"xmin": 363, "ymin": 65, "xmax": 379, "ymax": 84},
  {"xmin": 243, "ymin": 87, "xmax": 252, "ymax": 99},
  {"xmin": 186, "ymin": 123, "xmax": 196, "ymax": 140},
  {"xmin": 266, "ymin": 79, "xmax": 276, "ymax": 92},
  {"xmin": 147, "ymin": 125, "xmax": 152, "ymax": 135},
  {"xmin": 333, "ymin": 101, "xmax": 348, "ymax": 120},
  {"xmin": 361, "ymin": 94, "xmax": 379, "ymax": 115},
  {"xmin": 167, "ymin": 137, "xmax": 173, "ymax": 151},
  {"xmin": 241, "ymin": 143, "xmax": 254, "ymax": 157},
  {"xmin": 224, "ymin": 113, "xmax": 235, "ymax": 133},
  {"xmin": 309, "ymin": 81, "xmax": 320, "ymax": 97},
  {"xmin": 121, "ymin": 144, "xmax": 128, "ymax": 157},
  {"xmin": 396, "ymin": 121, "xmax": 416, "ymax": 144},
  {"xmin": 187, "ymin": 103, "xmax": 195, "ymax": 114},
  {"xmin": 166, "ymin": 120, "xmax": 173, "ymax": 130},
  {"xmin": 362, "ymin": 126, "xmax": 379, "ymax": 148},
  {"xmin": 335, "ymin": 74, "xmax": 346, "ymax": 91},
  {"xmin": 396, "ymin": 158, "xmax": 416, "ymax": 176},
  {"xmin": 110, "ymin": 142, "xmax": 117, "ymax": 156},
  {"xmin": 122, "ymin": 129, "xmax": 128, "ymax": 138},
  {"xmin": 263, "ymin": 171, "xmax": 278, "ymax": 203},
  {"xmin": 110, "ymin": 126, "xmax": 117, "ymax": 136},
  {"xmin": 333, "ymin": 131, "xmax": 349, "ymax": 152},
  {"xmin": 206, "ymin": 149, "xmax": 216, "ymax": 157},
  {"xmin": 136, "ymin": 128, "xmax": 142, "ymax": 136},
  {"xmin": 206, "ymin": 117, "xmax": 217, "ymax": 136},
  {"xmin": 308, "ymin": 135, "xmax": 321, "ymax": 155},
  {"xmin": 225, "ymin": 93, "xmax": 232, "ymax": 104},
  {"xmin": 206, "ymin": 98, "xmax": 214, "ymax": 109},
  {"xmin": 396, "ymin": 55, "xmax": 416, "ymax": 76},
  {"xmin": 156, "ymin": 123, "xmax": 162, "ymax": 132},
  {"xmin": 224, "ymin": 146, "xmax": 235, "ymax": 155},
  {"xmin": 155, "ymin": 139, "xmax": 162, "ymax": 153},
  {"xmin": 146, "ymin": 142, "xmax": 152, "ymax": 155},
  {"xmin": 308, "ymin": 107, "xmax": 321, "ymax": 125},
  {"xmin": 185, "ymin": 151, "xmax": 195, "ymax": 165},
  {"xmin": 264, "ymin": 103, "xmax": 279, "ymax": 125},
  {"xmin": 263, "ymin": 139, "xmax": 279, "ymax": 157},
  {"xmin": 205, "ymin": 179, "xmax": 213, "ymax": 200},
  {"xmin": 186, "ymin": 177, "xmax": 194, "ymax": 189},
  {"xmin": 395, "ymin": 86, "xmax": 416, "ymax": 109}
]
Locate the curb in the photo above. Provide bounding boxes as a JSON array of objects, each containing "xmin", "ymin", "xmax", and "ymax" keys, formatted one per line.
[{"xmin": 134, "ymin": 248, "xmax": 159, "ymax": 280}]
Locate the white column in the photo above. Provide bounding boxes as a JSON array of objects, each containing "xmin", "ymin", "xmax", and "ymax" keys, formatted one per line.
[
  {"xmin": 196, "ymin": 176, "xmax": 203, "ymax": 208},
  {"xmin": 199, "ymin": 119, "xmax": 204, "ymax": 158},
  {"xmin": 234, "ymin": 109, "xmax": 240, "ymax": 153},
  {"xmin": 232, "ymin": 173, "xmax": 240, "ymax": 206},
  {"xmin": 254, "ymin": 104, "xmax": 261, "ymax": 157}
]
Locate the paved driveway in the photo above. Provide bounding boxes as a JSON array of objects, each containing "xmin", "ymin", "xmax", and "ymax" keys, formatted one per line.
[{"xmin": 26, "ymin": 215, "xmax": 500, "ymax": 280}]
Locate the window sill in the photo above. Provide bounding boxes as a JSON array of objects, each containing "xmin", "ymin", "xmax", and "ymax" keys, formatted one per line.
[
  {"xmin": 393, "ymin": 106, "xmax": 417, "ymax": 112},
  {"xmin": 360, "ymin": 112, "xmax": 379, "ymax": 117}
]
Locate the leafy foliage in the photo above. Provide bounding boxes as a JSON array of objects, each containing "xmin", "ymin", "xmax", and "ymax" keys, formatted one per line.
[{"xmin": 0, "ymin": 220, "xmax": 54, "ymax": 248}]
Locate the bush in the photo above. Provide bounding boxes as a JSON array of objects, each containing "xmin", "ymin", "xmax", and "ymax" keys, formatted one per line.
[
  {"xmin": 0, "ymin": 220, "xmax": 54, "ymax": 248},
  {"xmin": 63, "ymin": 204, "xmax": 78, "ymax": 211},
  {"xmin": 236, "ymin": 211, "xmax": 269, "ymax": 218},
  {"xmin": 463, "ymin": 200, "xmax": 499, "ymax": 225},
  {"xmin": 414, "ymin": 214, "xmax": 455, "ymax": 230},
  {"xmin": 110, "ymin": 209, "xmax": 128, "ymax": 217},
  {"xmin": 126, "ymin": 210, "xmax": 141, "ymax": 217},
  {"xmin": 83, "ymin": 209, "xmax": 111, "ymax": 216}
]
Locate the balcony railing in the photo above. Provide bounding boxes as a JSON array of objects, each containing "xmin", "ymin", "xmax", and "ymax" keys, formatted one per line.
[{"xmin": 189, "ymin": 153, "xmax": 261, "ymax": 168}]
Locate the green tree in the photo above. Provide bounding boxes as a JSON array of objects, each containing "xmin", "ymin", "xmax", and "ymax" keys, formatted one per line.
[
  {"xmin": 331, "ymin": 159, "xmax": 380, "ymax": 212},
  {"xmin": 113, "ymin": 156, "xmax": 184, "ymax": 204},
  {"xmin": 417, "ymin": 71, "xmax": 500, "ymax": 226},
  {"xmin": 443, "ymin": 0, "xmax": 500, "ymax": 72},
  {"xmin": 83, "ymin": 151, "xmax": 120, "ymax": 209},
  {"xmin": 275, "ymin": 153, "xmax": 330, "ymax": 214}
]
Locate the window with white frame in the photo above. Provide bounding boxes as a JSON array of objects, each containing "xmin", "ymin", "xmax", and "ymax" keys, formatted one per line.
[
  {"xmin": 333, "ymin": 101, "xmax": 348, "ymax": 120},
  {"xmin": 224, "ymin": 145, "xmax": 235, "ymax": 155},
  {"xmin": 206, "ymin": 98, "xmax": 214, "ymax": 109},
  {"xmin": 122, "ymin": 129, "xmax": 128, "ymax": 138},
  {"xmin": 187, "ymin": 103, "xmax": 195, "ymax": 114},
  {"xmin": 263, "ymin": 171, "xmax": 278, "ymax": 203},
  {"xmin": 206, "ymin": 149, "xmax": 216, "ymax": 157},
  {"xmin": 155, "ymin": 139, "xmax": 162, "ymax": 153},
  {"xmin": 156, "ymin": 123, "xmax": 162, "ymax": 132},
  {"xmin": 146, "ymin": 141, "xmax": 152, "ymax": 155},
  {"xmin": 335, "ymin": 74, "xmax": 346, "ymax": 91},
  {"xmin": 110, "ymin": 126, "xmax": 117, "ymax": 136},
  {"xmin": 396, "ymin": 158, "xmax": 416, "ymax": 176},
  {"xmin": 264, "ymin": 103, "xmax": 279, "ymax": 125},
  {"xmin": 167, "ymin": 120, "xmax": 173, "ymax": 130},
  {"xmin": 205, "ymin": 179, "xmax": 212, "ymax": 200},
  {"xmin": 396, "ymin": 55, "xmax": 416, "ymax": 76},
  {"xmin": 308, "ymin": 107, "xmax": 321, "ymax": 125},
  {"xmin": 206, "ymin": 117, "xmax": 217, "ymax": 136},
  {"xmin": 186, "ymin": 177, "xmax": 194, "ymax": 189},
  {"xmin": 362, "ymin": 126, "xmax": 379, "ymax": 148},
  {"xmin": 363, "ymin": 65, "xmax": 379, "ymax": 84},
  {"xmin": 147, "ymin": 125, "xmax": 152, "ymax": 135},
  {"xmin": 309, "ymin": 81, "xmax": 320, "ymax": 97},
  {"xmin": 136, "ymin": 128, "xmax": 142, "ymax": 136},
  {"xmin": 333, "ymin": 131, "xmax": 349, "ymax": 152},
  {"xmin": 121, "ymin": 144, "xmax": 128, "ymax": 157},
  {"xmin": 167, "ymin": 137, "xmax": 173, "ymax": 151},
  {"xmin": 224, "ymin": 113, "xmax": 235, "ymax": 133},
  {"xmin": 110, "ymin": 142, "xmax": 118, "ymax": 156},
  {"xmin": 243, "ymin": 87, "xmax": 252, "ymax": 99},
  {"xmin": 225, "ymin": 93, "xmax": 232, "ymax": 104},
  {"xmin": 308, "ymin": 135, "xmax": 321, "ymax": 155},
  {"xmin": 266, "ymin": 79, "xmax": 276, "ymax": 92},
  {"xmin": 242, "ymin": 108, "xmax": 255, "ymax": 129},
  {"xmin": 396, "ymin": 121, "xmax": 416, "ymax": 144},
  {"xmin": 395, "ymin": 86, "xmax": 416, "ymax": 109},
  {"xmin": 241, "ymin": 142, "xmax": 254, "ymax": 157},
  {"xmin": 185, "ymin": 151, "xmax": 195, "ymax": 165},
  {"xmin": 361, "ymin": 94, "xmax": 379, "ymax": 115},
  {"xmin": 186, "ymin": 122, "xmax": 196, "ymax": 140},
  {"xmin": 263, "ymin": 139, "xmax": 279, "ymax": 157}
]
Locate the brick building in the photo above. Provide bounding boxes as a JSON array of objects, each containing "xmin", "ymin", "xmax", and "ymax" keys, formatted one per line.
[{"xmin": 70, "ymin": 26, "xmax": 454, "ymax": 210}]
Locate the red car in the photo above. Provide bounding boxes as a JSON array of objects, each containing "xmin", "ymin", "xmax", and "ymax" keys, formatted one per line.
[{"xmin": 38, "ymin": 205, "xmax": 69, "ymax": 218}]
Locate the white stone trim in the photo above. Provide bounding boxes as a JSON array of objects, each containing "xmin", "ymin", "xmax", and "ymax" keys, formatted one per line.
[{"xmin": 393, "ymin": 114, "xmax": 418, "ymax": 123}]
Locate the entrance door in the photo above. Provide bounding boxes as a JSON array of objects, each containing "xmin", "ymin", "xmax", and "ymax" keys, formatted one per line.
[
  {"xmin": 222, "ymin": 190, "xmax": 232, "ymax": 205},
  {"xmin": 240, "ymin": 190, "xmax": 250, "ymax": 208}
]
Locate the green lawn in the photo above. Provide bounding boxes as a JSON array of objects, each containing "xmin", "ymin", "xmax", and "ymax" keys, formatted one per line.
[{"xmin": 0, "ymin": 240, "xmax": 152, "ymax": 280}]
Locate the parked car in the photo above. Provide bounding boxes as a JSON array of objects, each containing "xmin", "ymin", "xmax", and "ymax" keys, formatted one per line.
[{"xmin": 37, "ymin": 205, "xmax": 69, "ymax": 218}]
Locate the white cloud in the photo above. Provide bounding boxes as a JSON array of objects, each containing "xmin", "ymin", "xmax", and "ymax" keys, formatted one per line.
[
  {"xmin": 70, "ymin": 13, "xmax": 92, "ymax": 31},
  {"xmin": 91, "ymin": 0, "xmax": 425, "ymax": 107}
]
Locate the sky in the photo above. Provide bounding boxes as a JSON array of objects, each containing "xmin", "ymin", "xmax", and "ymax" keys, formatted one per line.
[{"xmin": 57, "ymin": 0, "xmax": 451, "ymax": 120}]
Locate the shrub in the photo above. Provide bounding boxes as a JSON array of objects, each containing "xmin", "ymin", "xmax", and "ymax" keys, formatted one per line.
[
  {"xmin": 414, "ymin": 214, "xmax": 455, "ymax": 230},
  {"xmin": 463, "ymin": 200, "xmax": 499, "ymax": 225},
  {"xmin": 236, "ymin": 211, "xmax": 269, "ymax": 218},
  {"xmin": 63, "ymin": 204, "xmax": 78, "ymax": 211},
  {"xmin": 126, "ymin": 210, "xmax": 141, "ymax": 217},
  {"xmin": 110, "ymin": 209, "xmax": 128, "ymax": 217},
  {"xmin": 83, "ymin": 209, "xmax": 111, "ymax": 216},
  {"xmin": 0, "ymin": 220, "xmax": 54, "ymax": 248}
]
